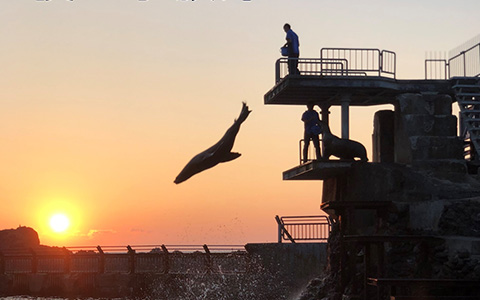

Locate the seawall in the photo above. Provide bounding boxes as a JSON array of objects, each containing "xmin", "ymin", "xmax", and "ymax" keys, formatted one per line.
[{"xmin": 0, "ymin": 243, "xmax": 327, "ymax": 298}]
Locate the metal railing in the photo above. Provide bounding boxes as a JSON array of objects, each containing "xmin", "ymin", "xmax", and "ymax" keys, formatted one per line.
[
  {"xmin": 299, "ymin": 138, "xmax": 324, "ymax": 165},
  {"xmin": 275, "ymin": 48, "xmax": 396, "ymax": 83},
  {"xmin": 425, "ymin": 59, "xmax": 448, "ymax": 80},
  {"xmin": 275, "ymin": 58, "xmax": 347, "ymax": 83},
  {"xmin": 0, "ymin": 244, "xmax": 247, "ymax": 275},
  {"xmin": 425, "ymin": 42, "xmax": 480, "ymax": 79},
  {"xmin": 275, "ymin": 215, "xmax": 331, "ymax": 243},
  {"xmin": 320, "ymin": 48, "xmax": 396, "ymax": 78}
]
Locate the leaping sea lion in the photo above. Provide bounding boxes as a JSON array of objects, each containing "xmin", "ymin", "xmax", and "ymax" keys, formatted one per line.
[{"xmin": 174, "ymin": 102, "xmax": 251, "ymax": 184}]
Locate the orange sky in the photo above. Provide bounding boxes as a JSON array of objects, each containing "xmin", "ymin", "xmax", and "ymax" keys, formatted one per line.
[{"xmin": 1, "ymin": 0, "xmax": 479, "ymax": 247}]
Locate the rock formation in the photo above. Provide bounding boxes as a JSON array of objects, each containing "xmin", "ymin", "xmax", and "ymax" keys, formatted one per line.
[{"xmin": 0, "ymin": 226, "xmax": 40, "ymax": 250}]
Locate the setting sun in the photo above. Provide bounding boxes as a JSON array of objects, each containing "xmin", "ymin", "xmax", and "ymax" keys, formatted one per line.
[{"xmin": 49, "ymin": 214, "xmax": 70, "ymax": 233}]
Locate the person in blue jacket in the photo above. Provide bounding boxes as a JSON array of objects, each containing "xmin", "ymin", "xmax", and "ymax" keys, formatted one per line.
[
  {"xmin": 302, "ymin": 103, "xmax": 322, "ymax": 163},
  {"xmin": 283, "ymin": 23, "xmax": 300, "ymax": 75}
]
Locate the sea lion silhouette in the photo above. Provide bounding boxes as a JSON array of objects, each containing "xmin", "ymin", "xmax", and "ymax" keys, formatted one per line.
[
  {"xmin": 319, "ymin": 120, "xmax": 368, "ymax": 161},
  {"xmin": 174, "ymin": 102, "xmax": 251, "ymax": 184}
]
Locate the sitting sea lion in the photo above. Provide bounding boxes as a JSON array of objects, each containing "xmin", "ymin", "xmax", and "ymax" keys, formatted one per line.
[
  {"xmin": 319, "ymin": 120, "xmax": 368, "ymax": 161},
  {"xmin": 174, "ymin": 102, "xmax": 251, "ymax": 184}
]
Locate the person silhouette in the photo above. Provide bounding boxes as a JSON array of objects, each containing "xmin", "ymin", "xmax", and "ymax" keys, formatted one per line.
[
  {"xmin": 302, "ymin": 103, "xmax": 322, "ymax": 163},
  {"xmin": 283, "ymin": 23, "xmax": 300, "ymax": 75}
]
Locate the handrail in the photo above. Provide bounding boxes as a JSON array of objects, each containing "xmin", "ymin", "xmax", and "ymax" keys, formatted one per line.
[
  {"xmin": 276, "ymin": 215, "xmax": 331, "ymax": 243},
  {"xmin": 299, "ymin": 138, "xmax": 324, "ymax": 165},
  {"xmin": 275, "ymin": 57, "xmax": 347, "ymax": 83},
  {"xmin": 320, "ymin": 47, "xmax": 396, "ymax": 79},
  {"xmin": 425, "ymin": 42, "xmax": 480, "ymax": 79},
  {"xmin": 425, "ymin": 59, "xmax": 448, "ymax": 80}
]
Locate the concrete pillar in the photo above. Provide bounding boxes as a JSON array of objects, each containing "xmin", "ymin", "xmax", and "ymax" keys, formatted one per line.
[
  {"xmin": 341, "ymin": 94, "xmax": 350, "ymax": 139},
  {"xmin": 320, "ymin": 104, "xmax": 330, "ymax": 125}
]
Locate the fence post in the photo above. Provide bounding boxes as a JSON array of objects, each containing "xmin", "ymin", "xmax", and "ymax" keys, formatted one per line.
[
  {"xmin": 0, "ymin": 251, "xmax": 4, "ymax": 274},
  {"xmin": 203, "ymin": 244, "xmax": 213, "ymax": 273},
  {"xmin": 275, "ymin": 215, "xmax": 283, "ymax": 243},
  {"xmin": 161, "ymin": 245, "xmax": 169, "ymax": 274},
  {"xmin": 275, "ymin": 59, "xmax": 281, "ymax": 83},
  {"xmin": 379, "ymin": 51, "xmax": 383, "ymax": 77},
  {"xmin": 97, "ymin": 246, "xmax": 105, "ymax": 274},
  {"xmin": 63, "ymin": 247, "xmax": 71, "ymax": 273},
  {"xmin": 127, "ymin": 245, "xmax": 135, "ymax": 274},
  {"xmin": 29, "ymin": 248, "xmax": 37, "ymax": 274}
]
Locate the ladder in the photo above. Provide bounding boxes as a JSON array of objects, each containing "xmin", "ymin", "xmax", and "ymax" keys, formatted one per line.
[{"xmin": 453, "ymin": 78, "xmax": 480, "ymax": 161}]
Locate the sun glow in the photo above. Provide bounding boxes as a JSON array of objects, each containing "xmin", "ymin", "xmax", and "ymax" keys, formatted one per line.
[{"xmin": 49, "ymin": 214, "xmax": 70, "ymax": 233}]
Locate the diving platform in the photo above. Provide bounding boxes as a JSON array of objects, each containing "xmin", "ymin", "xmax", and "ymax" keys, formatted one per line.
[
  {"xmin": 264, "ymin": 50, "xmax": 455, "ymax": 106},
  {"xmin": 264, "ymin": 76, "xmax": 452, "ymax": 106},
  {"xmin": 283, "ymin": 160, "xmax": 354, "ymax": 180}
]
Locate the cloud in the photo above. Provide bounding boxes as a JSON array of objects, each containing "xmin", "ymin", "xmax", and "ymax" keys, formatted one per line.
[{"xmin": 86, "ymin": 229, "xmax": 117, "ymax": 239}]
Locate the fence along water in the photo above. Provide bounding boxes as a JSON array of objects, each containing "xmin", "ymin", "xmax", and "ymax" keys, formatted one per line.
[{"xmin": 0, "ymin": 245, "xmax": 247, "ymax": 275}]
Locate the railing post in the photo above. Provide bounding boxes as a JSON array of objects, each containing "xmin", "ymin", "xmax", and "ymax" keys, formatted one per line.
[
  {"xmin": 127, "ymin": 245, "xmax": 135, "ymax": 274},
  {"xmin": 447, "ymin": 60, "xmax": 450, "ymax": 79},
  {"xmin": 97, "ymin": 246, "xmax": 105, "ymax": 274},
  {"xmin": 275, "ymin": 59, "xmax": 281, "ymax": 83},
  {"xmin": 299, "ymin": 139, "xmax": 303, "ymax": 165},
  {"xmin": 0, "ymin": 251, "xmax": 4, "ymax": 274},
  {"xmin": 379, "ymin": 51, "xmax": 383, "ymax": 77},
  {"xmin": 161, "ymin": 244, "xmax": 169, "ymax": 274},
  {"xmin": 29, "ymin": 248, "xmax": 37, "ymax": 274},
  {"xmin": 203, "ymin": 244, "xmax": 213, "ymax": 273},
  {"xmin": 425, "ymin": 60, "xmax": 428, "ymax": 80},
  {"xmin": 63, "ymin": 247, "xmax": 71, "ymax": 274},
  {"xmin": 275, "ymin": 215, "xmax": 283, "ymax": 243}
]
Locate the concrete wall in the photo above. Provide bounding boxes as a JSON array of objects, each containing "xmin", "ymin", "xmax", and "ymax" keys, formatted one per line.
[
  {"xmin": 245, "ymin": 243, "xmax": 327, "ymax": 280},
  {"xmin": 394, "ymin": 93, "xmax": 463, "ymax": 166},
  {"xmin": 0, "ymin": 243, "xmax": 328, "ymax": 298}
]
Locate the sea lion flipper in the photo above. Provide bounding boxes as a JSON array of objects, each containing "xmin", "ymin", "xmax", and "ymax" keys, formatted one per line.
[{"xmin": 220, "ymin": 152, "xmax": 241, "ymax": 163}]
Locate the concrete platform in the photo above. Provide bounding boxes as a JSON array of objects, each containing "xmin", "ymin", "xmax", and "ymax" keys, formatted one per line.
[
  {"xmin": 264, "ymin": 76, "xmax": 453, "ymax": 106},
  {"xmin": 282, "ymin": 160, "xmax": 357, "ymax": 180}
]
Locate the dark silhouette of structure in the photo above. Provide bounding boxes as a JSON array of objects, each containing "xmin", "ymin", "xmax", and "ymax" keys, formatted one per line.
[
  {"xmin": 174, "ymin": 102, "xmax": 251, "ymax": 184},
  {"xmin": 265, "ymin": 45, "xmax": 480, "ymax": 300}
]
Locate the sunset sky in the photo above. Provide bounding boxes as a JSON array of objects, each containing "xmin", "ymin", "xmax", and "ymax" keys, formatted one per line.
[{"xmin": 1, "ymin": 0, "xmax": 480, "ymax": 247}]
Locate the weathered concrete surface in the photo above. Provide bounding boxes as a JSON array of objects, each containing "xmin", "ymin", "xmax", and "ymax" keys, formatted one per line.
[
  {"xmin": 323, "ymin": 163, "xmax": 480, "ymax": 204},
  {"xmin": 394, "ymin": 93, "xmax": 464, "ymax": 165}
]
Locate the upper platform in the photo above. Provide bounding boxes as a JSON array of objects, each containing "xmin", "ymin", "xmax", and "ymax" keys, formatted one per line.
[
  {"xmin": 264, "ymin": 49, "xmax": 454, "ymax": 106},
  {"xmin": 264, "ymin": 75, "xmax": 452, "ymax": 106}
]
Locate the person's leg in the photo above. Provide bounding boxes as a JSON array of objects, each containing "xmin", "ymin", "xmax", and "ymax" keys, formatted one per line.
[
  {"xmin": 303, "ymin": 132, "xmax": 310, "ymax": 163},
  {"xmin": 293, "ymin": 53, "xmax": 300, "ymax": 74},
  {"xmin": 288, "ymin": 56, "xmax": 295, "ymax": 75}
]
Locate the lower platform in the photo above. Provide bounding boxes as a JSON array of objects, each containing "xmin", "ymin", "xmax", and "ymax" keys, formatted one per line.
[{"xmin": 283, "ymin": 160, "xmax": 359, "ymax": 180}]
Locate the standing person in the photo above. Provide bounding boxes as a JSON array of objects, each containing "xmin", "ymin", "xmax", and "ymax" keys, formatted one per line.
[
  {"xmin": 302, "ymin": 103, "xmax": 322, "ymax": 163},
  {"xmin": 283, "ymin": 23, "xmax": 300, "ymax": 75}
]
